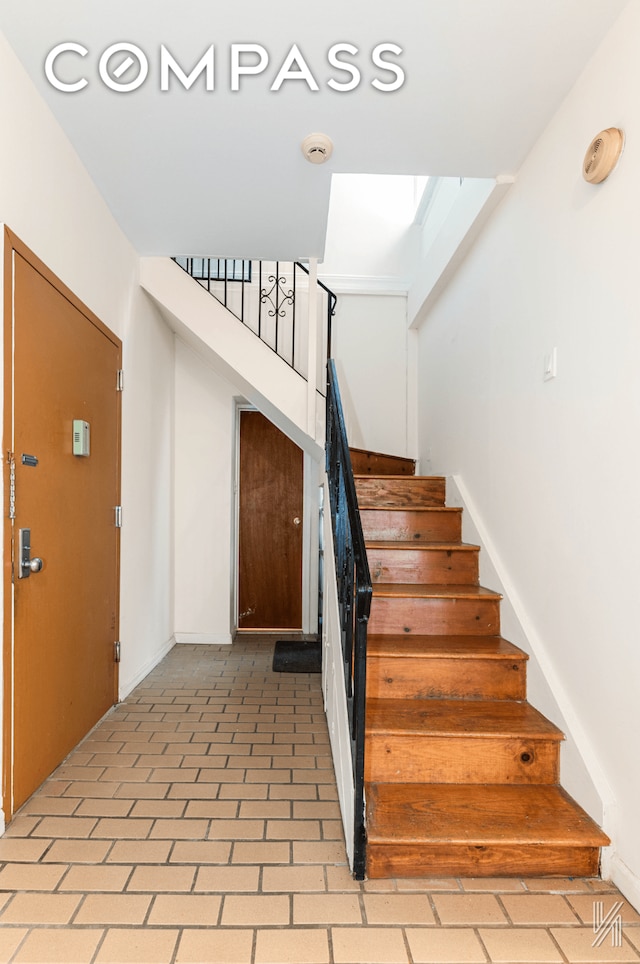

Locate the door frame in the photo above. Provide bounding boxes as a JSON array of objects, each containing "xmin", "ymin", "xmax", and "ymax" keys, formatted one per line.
[
  {"xmin": 2, "ymin": 227, "xmax": 122, "ymax": 823},
  {"xmin": 232, "ymin": 401, "xmax": 319, "ymax": 635}
]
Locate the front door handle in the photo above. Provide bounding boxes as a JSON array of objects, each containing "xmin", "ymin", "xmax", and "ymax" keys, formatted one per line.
[{"xmin": 18, "ymin": 528, "xmax": 43, "ymax": 579}]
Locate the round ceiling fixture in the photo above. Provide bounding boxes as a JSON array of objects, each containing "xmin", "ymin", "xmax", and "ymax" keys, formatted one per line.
[
  {"xmin": 582, "ymin": 128, "xmax": 625, "ymax": 184},
  {"xmin": 301, "ymin": 133, "xmax": 333, "ymax": 165}
]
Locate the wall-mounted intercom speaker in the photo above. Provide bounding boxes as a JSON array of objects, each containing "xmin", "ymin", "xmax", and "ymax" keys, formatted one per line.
[{"xmin": 72, "ymin": 419, "xmax": 90, "ymax": 457}]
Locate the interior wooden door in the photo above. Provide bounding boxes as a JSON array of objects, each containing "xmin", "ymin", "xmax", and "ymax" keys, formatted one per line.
[
  {"xmin": 238, "ymin": 410, "xmax": 303, "ymax": 630},
  {"xmin": 3, "ymin": 233, "xmax": 121, "ymax": 816}
]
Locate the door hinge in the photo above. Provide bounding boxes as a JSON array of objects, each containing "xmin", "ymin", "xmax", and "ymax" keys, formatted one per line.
[
  {"xmin": 114, "ymin": 641, "xmax": 121, "ymax": 663},
  {"xmin": 116, "ymin": 370, "xmax": 124, "ymax": 392},
  {"xmin": 114, "ymin": 505, "xmax": 122, "ymax": 528}
]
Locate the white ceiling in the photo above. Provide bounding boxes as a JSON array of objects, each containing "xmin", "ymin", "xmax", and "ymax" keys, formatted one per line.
[{"xmin": 0, "ymin": 1, "xmax": 628, "ymax": 260}]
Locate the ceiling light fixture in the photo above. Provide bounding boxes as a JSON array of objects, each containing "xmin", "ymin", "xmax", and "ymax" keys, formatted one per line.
[{"xmin": 301, "ymin": 133, "xmax": 333, "ymax": 164}]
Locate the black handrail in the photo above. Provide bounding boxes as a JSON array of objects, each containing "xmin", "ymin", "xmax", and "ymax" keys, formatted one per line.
[
  {"xmin": 326, "ymin": 359, "xmax": 372, "ymax": 880},
  {"xmin": 171, "ymin": 257, "xmax": 336, "ymax": 389}
]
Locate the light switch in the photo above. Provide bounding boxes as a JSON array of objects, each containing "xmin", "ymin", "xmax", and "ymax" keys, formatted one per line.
[{"xmin": 543, "ymin": 348, "xmax": 557, "ymax": 382}]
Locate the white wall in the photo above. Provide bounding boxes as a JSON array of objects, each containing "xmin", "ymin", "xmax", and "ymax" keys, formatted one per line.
[
  {"xmin": 331, "ymin": 294, "xmax": 412, "ymax": 457},
  {"xmin": 174, "ymin": 338, "xmax": 237, "ymax": 643},
  {"xmin": 415, "ymin": 0, "xmax": 640, "ymax": 904},
  {"xmin": 0, "ymin": 32, "xmax": 176, "ymax": 804}
]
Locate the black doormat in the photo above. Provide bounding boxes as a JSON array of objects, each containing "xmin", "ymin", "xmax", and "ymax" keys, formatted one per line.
[{"xmin": 272, "ymin": 640, "xmax": 321, "ymax": 674}]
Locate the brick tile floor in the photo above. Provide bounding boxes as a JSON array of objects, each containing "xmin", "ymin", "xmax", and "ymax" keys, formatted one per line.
[{"xmin": 0, "ymin": 636, "xmax": 636, "ymax": 963}]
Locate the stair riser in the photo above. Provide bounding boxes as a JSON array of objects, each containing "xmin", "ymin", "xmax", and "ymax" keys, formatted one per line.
[
  {"xmin": 366, "ymin": 656, "xmax": 527, "ymax": 701},
  {"xmin": 366, "ymin": 844, "xmax": 601, "ymax": 879},
  {"xmin": 368, "ymin": 596, "xmax": 500, "ymax": 636},
  {"xmin": 350, "ymin": 450, "xmax": 415, "ymax": 475},
  {"xmin": 368, "ymin": 548, "xmax": 478, "ymax": 586},
  {"xmin": 356, "ymin": 478, "xmax": 445, "ymax": 507},
  {"xmin": 365, "ymin": 736, "xmax": 559, "ymax": 784},
  {"xmin": 360, "ymin": 508, "xmax": 461, "ymax": 543}
]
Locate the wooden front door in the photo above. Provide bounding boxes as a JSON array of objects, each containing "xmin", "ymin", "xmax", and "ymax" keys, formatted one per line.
[
  {"xmin": 3, "ymin": 231, "xmax": 121, "ymax": 817},
  {"xmin": 238, "ymin": 411, "xmax": 303, "ymax": 630}
]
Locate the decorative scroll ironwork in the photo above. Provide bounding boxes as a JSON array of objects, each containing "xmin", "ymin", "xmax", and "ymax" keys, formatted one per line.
[
  {"xmin": 326, "ymin": 359, "xmax": 372, "ymax": 880},
  {"xmin": 260, "ymin": 271, "xmax": 294, "ymax": 319},
  {"xmin": 171, "ymin": 256, "xmax": 336, "ymax": 392}
]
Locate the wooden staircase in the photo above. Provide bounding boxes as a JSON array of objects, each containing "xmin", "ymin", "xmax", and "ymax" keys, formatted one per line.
[{"xmin": 350, "ymin": 448, "xmax": 609, "ymax": 879}]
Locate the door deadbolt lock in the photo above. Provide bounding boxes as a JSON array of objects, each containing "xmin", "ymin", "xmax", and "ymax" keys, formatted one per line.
[
  {"xmin": 293, "ymin": 517, "xmax": 301, "ymax": 526},
  {"xmin": 18, "ymin": 528, "xmax": 43, "ymax": 579}
]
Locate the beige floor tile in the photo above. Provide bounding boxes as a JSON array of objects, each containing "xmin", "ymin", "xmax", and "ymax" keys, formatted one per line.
[
  {"xmin": 480, "ymin": 927, "xmax": 564, "ymax": 962},
  {"xmin": 129, "ymin": 799, "xmax": 187, "ymax": 817},
  {"xmin": 31, "ymin": 816, "xmax": 97, "ymax": 838},
  {"xmin": 94, "ymin": 927, "xmax": 179, "ymax": 963},
  {"xmin": 113, "ymin": 782, "xmax": 170, "ymax": 798},
  {"xmin": 293, "ymin": 801, "xmax": 341, "ymax": 819},
  {"xmin": 221, "ymin": 894, "xmax": 290, "ymax": 925},
  {"xmin": 168, "ymin": 783, "xmax": 221, "ymax": 799},
  {"xmin": 0, "ymin": 928, "xmax": 28, "ymax": 964},
  {"xmin": 332, "ymin": 926, "xmax": 409, "ymax": 964},
  {"xmin": 568, "ymin": 894, "xmax": 640, "ymax": 925},
  {"xmin": 0, "ymin": 863, "xmax": 67, "ymax": 891},
  {"xmin": 218, "ymin": 784, "xmax": 268, "ymax": 799},
  {"xmin": 461, "ymin": 877, "xmax": 526, "ymax": 892},
  {"xmin": 148, "ymin": 893, "xmax": 221, "ymax": 924},
  {"xmin": 325, "ymin": 865, "xmax": 362, "ymax": 892},
  {"xmin": 74, "ymin": 893, "xmax": 152, "ymax": 924},
  {"xmin": 59, "ymin": 864, "xmax": 133, "ymax": 891},
  {"xmin": 364, "ymin": 893, "xmax": 435, "ymax": 924},
  {"xmin": 175, "ymin": 928, "xmax": 254, "ymax": 963},
  {"xmin": 208, "ymin": 818, "xmax": 265, "ymax": 839},
  {"xmin": 266, "ymin": 819, "xmax": 321, "ymax": 840},
  {"xmin": 550, "ymin": 927, "xmax": 640, "ymax": 962},
  {"xmin": 91, "ymin": 817, "xmax": 153, "ymax": 839},
  {"xmin": 502, "ymin": 893, "xmax": 580, "ymax": 924},
  {"xmin": 232, "ymin": 841, "xmax": 290, "ymax": 864},
  {"xmin": 184, "ymin": 800, "xmax": 239, "ymax": 818},
  {"xmin": 267, "ymin": 784, "xmax": 317, "ymax": 800},
  {"xmin": 239, "ymin": 800, "xmax": 290, "ymax": 819},
  {"xmin": 19, "ymin": 797, "xmax": 79, "ymax": 817},
  {"xmin": 396, "ymin": 877, "xmax": 460, "ymax": 891},
  {"xmin": 12, "ymin": 928, "xmax": 103, "ymax": 964},
  {"xmin": 627, "ymin": 929, "xmax": 640, "ymax": 952},
  {"xmin": 262, "ymin": 864, "xmax": 326, "ymax": 892},
  {"xmin": 524, "ymin": 877, "xmax": 594, "ymax": 893},
  {"xmin": 42, "ymin": 839, "xmax": 111, "ymax": 863},
  {"xmin": 194, "ymin": 865, "xmax": 261, "ymax": 893},
  {"xmin": 434, "ymin": 893, "xmax": 508, "ymax": 925},
  {"xmin": 0, "ymin": 838, "xmax": 52, "ymax": 862},
  {"xmin": 127, "ymin": 864, "xmax": 196, "ymax": 891},
  {"xmin": 105, "ymin": 839, "xmax": 171, "ymax": 863},
  {"xmin": 294, "ymin": 893, "xmax": 362, "ymax": 924},
  {"xmin": 75, "ymin": 799, "xmax": 134, "ymax": 817},
  {"xmin": 148, "ymin": 817, "xmax": 209, "ymax": 839},
  {"xmin": 0, "ymin": 893, "xmax": 81, "ymax": 925},
  {"xmin": 255, "ymin": 927, "xmax": 330, "ymax": 964},
  {"xmin": 293, "ymin": 840, "xmax": 347, "ymax": 864},
  {"xmin": 171, "ymin": 840, "xmax": 232, "ymax": 863},
  {"xmin": 61, "ymin": 782, "xmax": 118, "ymax": 799},
  {"xmin": 406, "ymin": 927, "xmax": 487, "ymax": 963}
]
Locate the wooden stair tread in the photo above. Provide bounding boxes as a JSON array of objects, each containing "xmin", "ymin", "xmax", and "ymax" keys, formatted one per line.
[
  {"xmin": 372, "ymin": 583, "xmax": 502, "ymax": 600},
  {"xmin": 355, "ymin": 474, "xmax": 446, "ymax": 482},
  {"xmin": 366, "ymin": 697, "xmax": 563, "ymax": 738},
  {"xmin": 367, "ymin": 634, "xmax": 528, "ymax": 661},
  {"xmin": 359, "ymin": 505, "xmax": 459, "ymax": 513},
  {"xmin": 366, "ymin": 541, "xmax": 479, "ymax": 552},
  {"xmin": 366, "ymin": 784, "xmax": 610, "ymax": 847}
]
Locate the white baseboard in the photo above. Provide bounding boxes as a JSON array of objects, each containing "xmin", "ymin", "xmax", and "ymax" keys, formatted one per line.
[
  {"xmin": 174, "ymin": 633, "xmax": 233, "ymax": 645},
  {"xmin": 610, "ymin": 853, "xmax": 640, "ymax": 914},
  {"xmin": 118, "ymin": 636, "xmax": 176, "ymax": 700},
  {"xmin": 0, "ymin": 810, "xmax": 5, "ymax": 837}
]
